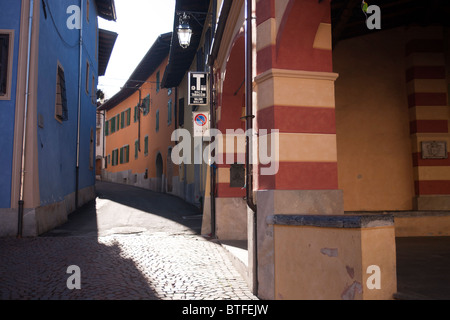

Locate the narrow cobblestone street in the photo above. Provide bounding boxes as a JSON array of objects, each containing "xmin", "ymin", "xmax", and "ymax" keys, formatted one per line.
[{"xmin": 0, "ymin": 182, "xmax": 257, "ymax": 300}]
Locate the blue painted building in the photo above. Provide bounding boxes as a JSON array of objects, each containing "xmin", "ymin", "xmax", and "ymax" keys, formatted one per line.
[{"xmin": 0, "ymin": 0, "xmax": 117, "ymax": 237}]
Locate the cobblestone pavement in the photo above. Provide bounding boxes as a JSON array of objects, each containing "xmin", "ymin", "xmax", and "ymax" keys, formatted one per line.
[{"xmin": 0, "ymin": 182, "xmax": 258, "ymax": 300}]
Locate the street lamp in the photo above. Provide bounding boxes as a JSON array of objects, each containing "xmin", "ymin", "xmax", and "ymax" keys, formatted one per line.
[{"xmin": 177, "ymin": 12, "xmax": 193, "ymax": 49}]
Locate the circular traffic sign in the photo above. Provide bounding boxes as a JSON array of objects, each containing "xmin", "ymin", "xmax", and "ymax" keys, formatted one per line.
[{"xmin": 194, "ymin": 114, "xmax": 207, "ymax": 127}]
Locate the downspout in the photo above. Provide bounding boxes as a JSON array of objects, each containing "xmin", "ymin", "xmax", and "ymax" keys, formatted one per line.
[
  {"xmin": 75, "ymin": 0, "xmax": 84, "ymax": 209},
  {"xmin": 137, "ymin": 88, "xmax": 142, "ymax": 151},
  {"xmin": 17, "ymin": 0, "xmax": 35, "ymax": 238},
  {"xmin": 209, "ymin": 0, "xmax": 217, "ymax": 238},
  {"xmin": 245, "ymin": 0, "xmax": 258, "ymax": 294}
]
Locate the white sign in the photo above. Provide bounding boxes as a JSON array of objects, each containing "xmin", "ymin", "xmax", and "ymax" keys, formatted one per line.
[
  {"xmin": 193, "ymin": 112, "xmax": 210, "ymax": 137},
  {"xmin": 188, "ymin": 72, "xmax": 208, "ymax": 106}
]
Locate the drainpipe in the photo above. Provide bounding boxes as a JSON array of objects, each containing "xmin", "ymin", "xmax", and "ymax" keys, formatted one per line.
[
  {"xmin": 17, "ymin": 0, "xmax": 35, "ymax": 238},
  {"xmin": 209, "ymin": 0, "xmax": 217, "ymax": 238},
  {"xmin": 137, "ymin": 88, "xmax": 142, "ymax": 151},
  {"xmin": 75, "ymin": 0, "xmax": 84, "ymax": 209},
  {"xmin": 245, "ymin": 0, "xmax": 258, "ymax": 295}
]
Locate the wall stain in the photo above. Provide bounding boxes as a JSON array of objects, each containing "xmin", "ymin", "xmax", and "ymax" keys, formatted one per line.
[
  {"xmin": 320, "ymin": 248, "xmax": 338, "ymax": 257},
  {"xmin": 346, "ymin": 266, "xmax": 355, "ymax": 279},
  {"xmin": 341, "ymin": 281, "xmax": 363, "ymax": 300}
]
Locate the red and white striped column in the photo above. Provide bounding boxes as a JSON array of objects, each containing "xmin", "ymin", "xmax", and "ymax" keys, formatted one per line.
[{"xmin": 405, "ymin": 27, "xmax": 450, "ymax": 210}]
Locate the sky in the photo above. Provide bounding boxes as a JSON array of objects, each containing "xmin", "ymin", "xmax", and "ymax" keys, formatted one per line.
[{"xmin": 98, "ymin": 0, "xmax": 176, "ymax": 99}]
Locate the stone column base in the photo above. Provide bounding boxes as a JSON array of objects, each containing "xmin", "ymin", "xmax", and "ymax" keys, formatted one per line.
[{"xmin": 270, "ymin": 214, "xmax": 397, "ymax": 300}]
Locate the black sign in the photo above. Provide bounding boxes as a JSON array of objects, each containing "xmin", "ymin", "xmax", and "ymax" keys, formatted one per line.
[{"xmin": 188, "ymin": 72, "xmax": 208, "ymax": 106}]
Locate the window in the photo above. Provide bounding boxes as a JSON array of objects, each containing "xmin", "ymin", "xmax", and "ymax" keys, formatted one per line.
[
  {"xmin": 110, "ymin": 117, "xmax": 116, "ymax": 133},
  {"xmin": 144, "ymin": 136, "xmax": 149, "ymax": 156},
  {"xmin": 178, "ymin": 98, "xmax": 184, "ymax": 127},
  {"xmin": 168, "ymin": 99, "xmax": 172, "ymax": 125},
  {"xmin": 116, "ymin": 114, "xmax": 120, "ymax": 131},
  {"xmin": 126, "ymin": 108, "xmax": 131, "ymax": 126},
  {"xmin": 134, "ymin": 105, "xmax": 138, "ymax": 122},
  {"xmin": 112, "ymin": 149, "xmax": 119, "ymax": 166},
  {"xmin": 168, "ymin": 88, "xmax": 172, "ymax": 96},
  {"xmin": 0, "ymin": 31, "xmax": 13, "ymax": 99},
  {"xmin": 85, "ymin": 61, "xmax": 90, "ymax": 95},
  {"xmin": 142, "ymin": 95, "xmax": 150, "ymax": 115},
  {"xmin": 55, "ymin": 64, "xmax": 68, "ymax": 122},
  {"xmin": 135, "ymin": 140, "xmax": 139, "ymax": 159},
  {"xmin": 96, "ymin": 128, "xmax": 100, "ymax": 146},
  {"xmin": 86, "ymin": 0, "xmax": 90, "ymax": 22},
  {"xmin": 156, "ymin": 71, "xmax": 160, "ymax": 92},
  {"xmin": 156, "ymin": 110, "xmax": 159, "ymax": 132}
]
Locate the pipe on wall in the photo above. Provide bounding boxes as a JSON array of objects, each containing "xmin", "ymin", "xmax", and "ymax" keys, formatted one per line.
[
  {"xmin": 17, "ymin": 0, "xmax": 35, "ymax": 238},
  {"xmin": 75, "ymin": 0, "xmax": 84, "ymax": 209},
  {"xmin": 209, "ymin": 0, "xmax": 217, "ymax": 238},
  {"xmin": 245, "ymin": 0, "xmax": 258, "ymax": 295}
]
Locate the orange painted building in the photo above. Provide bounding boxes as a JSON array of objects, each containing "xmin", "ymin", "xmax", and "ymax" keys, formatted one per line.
[{"xmin": 99, "ymin": 33, "xmax": 179, "ymax": 193}]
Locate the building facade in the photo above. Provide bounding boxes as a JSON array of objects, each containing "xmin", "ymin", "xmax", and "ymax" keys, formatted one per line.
[
  {"xmin": 100, "ymin": 33, "xmax": 182, "ymax": 197},
  {"xmin": 0, "ymin": 0, "xmax": 117, "ymax": 237}
]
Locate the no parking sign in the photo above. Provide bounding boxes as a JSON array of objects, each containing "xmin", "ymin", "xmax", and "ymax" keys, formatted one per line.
[{"xmin": 193, "ymin": 112, "xmax": 210, "ymax": 137}]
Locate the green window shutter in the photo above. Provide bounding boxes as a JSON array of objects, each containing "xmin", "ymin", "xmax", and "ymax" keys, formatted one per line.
[
  {"xmin": 156, "ymin": 110, "xmax": 159, "ymax": 132},
  {"xmin": 116, "ymin": 114, "xmax": 120, "ymax": 131},
  {"xmin": 135, "ymin": 140, "xmax": 139, "ymax": 159},
  {"xmin": 134, "ymin": 106, "xmax": 137, "ymax": 122},
  {"xmin": 143, "ymin": 95, "xmax": 150, "ymax": 115},
  {"xmin": 105, "ymin": 120, "xmax": 109, "ymax": 136},
  {"xmin": 168, "ymin": 99, "xmax": 172, "ymax": 125},
  {"xmin": 125, "ymin": 145, "xmax": 130, "ymax": 163},
  {"xmin": 127, "ymin": 108, "xmax": 131, "ymax": 126},
  {"xmin": 111, "ymin": 118, "xmax": 115, "ymax": 133},
  {"xmin": 121, "ymin": 111, "xmax": 125, "ymax": 129},
  {"xmin": 120, "ymin": 147, "xmax": 123, "ymax": 164},
  {"xmin": 156, "ymin": 71, "xmax": 160, "ymax": 92},
  {"xmin": 144, "ymin": 136, "xmax": 149, "ymax": 155}
]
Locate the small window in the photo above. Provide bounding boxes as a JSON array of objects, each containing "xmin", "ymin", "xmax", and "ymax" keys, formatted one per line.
[
  {"xmin": 111, "ymin": 117, "xmax": 116, "ymax": 133},
  {"xmin": 112, "ymin": 149, "xmax": 119, "ymax": 166},
  {"xmin": 168, "ymin": 99, "xmax": 172, "ymax": 125},
  {"xmin": 156, "ymin": 71, "xmax": 160, "ymax": 93},
  {"xmin": 55, "ymin": 64, "xmax": 68, "ymax": 122},
  {"xmin": 126, "ymin": 108, "xmax": 131, "ymax": 126},
  {"xmin": 0, "ymin": 31, "xmax": 13, "ymax": 99},
  {"xmin": 178, "ymin": 98, "xmax": 184, "ymax": 127},
  {"xmin": 156, "ymin": 110, "xmax": 159, "ymax": 132},
  {"xmin": 142, "ymin": 95, "xmax": 150, "ymax": 115},
  {"xmin": 135, "ymin": 140, "xmax": 139, "ymax": 159},
  {"xmin": 86, "ymin": 0, "xmax": 90, "ymax": 22},
  {"xmin": 144, "ymin": 136, "xmax": 149, "ymax": 156}
]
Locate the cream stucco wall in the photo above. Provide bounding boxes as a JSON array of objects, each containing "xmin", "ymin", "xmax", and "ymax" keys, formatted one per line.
[
  {"xmin": 274, "ymin": 224, "xmax": 397, "ymax": 300},
  {"xmin": 334, "ymin": 28, "xmax": 415, "ymax": 211}
]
